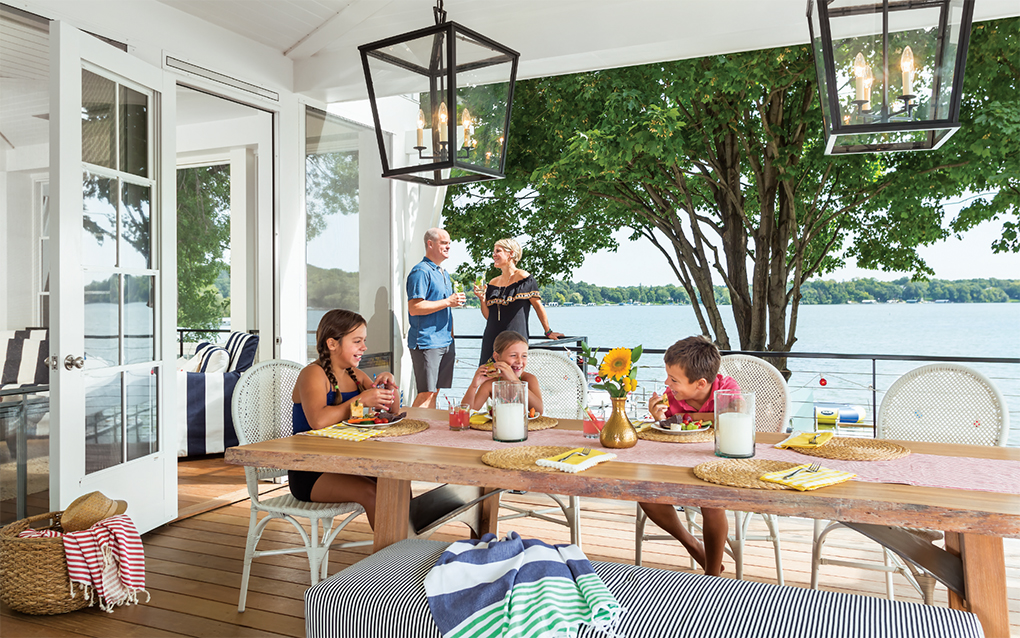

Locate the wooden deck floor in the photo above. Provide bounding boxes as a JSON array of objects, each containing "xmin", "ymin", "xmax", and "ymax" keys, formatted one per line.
[{"xmin": 3, "ymin": 457, "xmax": 1018, "ymax": 637}]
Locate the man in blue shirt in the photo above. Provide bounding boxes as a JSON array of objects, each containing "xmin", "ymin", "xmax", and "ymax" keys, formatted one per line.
[{"xmin": 407, "ymin": 228, "xmax": 466, "ymax": 408}]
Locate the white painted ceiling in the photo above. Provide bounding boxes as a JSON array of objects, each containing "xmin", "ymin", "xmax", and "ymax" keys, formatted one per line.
[{"xmin": 156, "ymin": 0, "xmax": 1020, "ymax": 103}]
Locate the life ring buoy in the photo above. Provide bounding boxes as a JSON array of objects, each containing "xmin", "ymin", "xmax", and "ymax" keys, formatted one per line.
[{"xmin": 814, "ymin": 402, "xmax": 867, "ymax": 425}]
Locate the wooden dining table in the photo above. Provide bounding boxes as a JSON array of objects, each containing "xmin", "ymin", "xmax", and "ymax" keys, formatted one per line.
[{"xmin": 225, "ymin": 407, "xmax": 1020, "ymax": 637}]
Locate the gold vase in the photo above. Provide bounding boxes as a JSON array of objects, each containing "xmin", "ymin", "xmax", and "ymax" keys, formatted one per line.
[{"xmin": 599, "ymin": 396, "xmax": 638, "ymax": 449}]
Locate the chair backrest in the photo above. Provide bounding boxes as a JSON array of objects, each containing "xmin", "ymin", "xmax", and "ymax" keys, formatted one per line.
[
  {"xmin": 878, "ymin": 363, "xmax": 1009, "ymax": 446},
  {"xmin": 525, "ymin": 350, "xmax": 587, "ymax": 419},
  {"xmin": 231, "ymin": 359, "xmax": 304, "ymax": 482},
  {"xmin": 719, "ymin": 354, "xmax": 791, "ymax": 433}
]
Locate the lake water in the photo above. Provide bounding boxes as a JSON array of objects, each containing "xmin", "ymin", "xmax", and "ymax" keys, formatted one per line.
[{"xmin": 445, "ymin": 302, "xmax": 1020, "ymax": 446}]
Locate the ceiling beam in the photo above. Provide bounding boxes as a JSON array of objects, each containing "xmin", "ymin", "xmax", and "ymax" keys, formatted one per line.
[{"xmin": 285, "ymin": 0, "xmax": 396, "ymax": 60}]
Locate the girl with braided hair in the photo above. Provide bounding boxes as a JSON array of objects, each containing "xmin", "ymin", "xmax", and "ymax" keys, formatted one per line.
[{"xmin": 289, "ymin": 309, "xmax": 398, "ymax": 526}]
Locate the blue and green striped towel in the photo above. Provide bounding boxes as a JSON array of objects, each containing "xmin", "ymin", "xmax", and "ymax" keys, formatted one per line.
[{"xmin": 424, "ymin": 532, "xmax": 623, "ymax": 638}]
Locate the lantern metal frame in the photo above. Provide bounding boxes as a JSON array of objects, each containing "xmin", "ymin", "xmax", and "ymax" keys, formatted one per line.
[
  {"xmin": 807, "ymin": 0, "xmax": 975, "ymax": 155},
  {"xmin": 359, "ymin": 5, "xmax": 519, "ymax": 186}
]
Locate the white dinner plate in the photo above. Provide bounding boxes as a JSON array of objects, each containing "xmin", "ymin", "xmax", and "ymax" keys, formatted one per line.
[{"xmin": 651, "ymin": 422, "xmax": 711, "ymax": 434}]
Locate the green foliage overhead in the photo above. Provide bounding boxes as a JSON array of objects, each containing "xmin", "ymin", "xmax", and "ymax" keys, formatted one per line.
[{"xmin": 444, "ymin": 18, "xmax": 1019, "ymax": 353}]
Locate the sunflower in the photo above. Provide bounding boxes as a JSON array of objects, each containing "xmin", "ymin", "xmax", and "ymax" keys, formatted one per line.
[{"xmin": 599, "ymin": 347, "xmax": 632, "ymax": 381}]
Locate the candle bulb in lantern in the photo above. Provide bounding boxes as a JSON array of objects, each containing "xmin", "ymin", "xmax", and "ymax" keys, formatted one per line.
[
  {"xmin": 462, "ymin": 108, "xmax": 471, "ymax": 148},
  {"xmin": 853, "ymin": 52, "xmax": 868, "ymax": 102},
  {"xmin": 416, "ymin": 109, "xmax": 425, "ymax": 148},
  {"xmin": 438, "ymin": 102, "xmax": 448, "ymax": 143},
  {"xmin": 900, "ymin": 46, "xmax": 914, "ymax": 99},
  {"xmin": 862, "ymin": 63, "xmax": 874, "ymax": 111}
]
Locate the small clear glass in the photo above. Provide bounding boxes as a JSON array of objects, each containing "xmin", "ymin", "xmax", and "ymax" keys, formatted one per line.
[
  {"xmin": 582, "ymin": 406, "xmax": 605, "ymax": 439},
  {"xmin": 449, "ymin": 403, "xmax": 471, "ymax": 431},
  {"xmin": 714, "ymin": 390, "xmax": 756, "ymax": 458}
]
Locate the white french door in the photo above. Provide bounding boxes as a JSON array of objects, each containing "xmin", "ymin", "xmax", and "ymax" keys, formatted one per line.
[{"xmin": 50, "ymin": 21, "xmax": 177, "ymax": 533}]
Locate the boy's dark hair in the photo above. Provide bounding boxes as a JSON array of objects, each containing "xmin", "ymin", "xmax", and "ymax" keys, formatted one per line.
[
  {"xmin": 663, "ymin": 336, "xmax": 720, "ymax": 383},
  {"xmin": 492, "ymin": 330, "xmax": 528, "ymax": 357}
]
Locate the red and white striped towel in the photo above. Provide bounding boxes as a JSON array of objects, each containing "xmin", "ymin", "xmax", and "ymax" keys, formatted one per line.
[{"xmin": 18, "ymin": 514, "xmax": 147, "ymax": 612}]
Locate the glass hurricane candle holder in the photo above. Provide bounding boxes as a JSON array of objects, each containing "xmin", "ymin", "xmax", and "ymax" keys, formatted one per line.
[
  {"xmin": 714, "ymin": 390, "xmax": 756, "ymax": 458},
  {"xmin": 492, "ymin": 381, "xmax": 528, "ymax": 443}
]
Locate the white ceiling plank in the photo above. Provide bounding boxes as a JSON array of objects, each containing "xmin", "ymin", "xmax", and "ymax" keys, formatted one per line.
[{"xmin": 285, "ymin": 0, "xmax": 396, "ymax": 60}]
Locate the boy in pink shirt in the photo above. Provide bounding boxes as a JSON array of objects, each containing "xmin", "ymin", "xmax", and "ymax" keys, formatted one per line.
[{"xmin": 643, "ymin": 336, "xmax": 740, "ymax": 576}]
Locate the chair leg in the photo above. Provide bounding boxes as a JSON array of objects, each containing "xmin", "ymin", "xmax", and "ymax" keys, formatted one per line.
[
  {"xmin": 684, "ymin": 507, "xmax": 699, "ymax": 571},
  {"xmin": 763, "ymin": 514, "xmax": 784, "ymax": 587},
  {"xmin": 730, "ymin": 511, "xmax": 746, "ymax": 580},
  {"xmin": 566, "ymin": 496, "xmax": 581, "ymax": 549},
  {"xmin": 308, "ymin": 516, "xmax": 322, "ymax": 586},
  {"xmin": 238, "ymin": 508, "xmax": 260, "ymax": 612},
  {"xmin": 810, "ymin": 518, "xmax": 826, "ymax": 590},
  {"xmin": 634, "ymin": 503, "xmax": 646, "ymax": 566}
]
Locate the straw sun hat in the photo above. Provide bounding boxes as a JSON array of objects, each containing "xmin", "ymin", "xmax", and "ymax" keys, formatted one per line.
[{"xmin": 60, "ymin": 491, "xmax": 128, "ymax": 532}]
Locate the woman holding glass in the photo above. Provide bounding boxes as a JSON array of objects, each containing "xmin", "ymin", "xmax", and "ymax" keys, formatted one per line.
[{"xmin": 473, "ymin": 238, "xmax": 564, "ymax": 365}]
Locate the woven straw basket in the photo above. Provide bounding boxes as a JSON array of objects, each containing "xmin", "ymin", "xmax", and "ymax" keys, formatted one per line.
[{"xmin": 0, "ymin": 511, "xmax": 89, "ymax": 615}]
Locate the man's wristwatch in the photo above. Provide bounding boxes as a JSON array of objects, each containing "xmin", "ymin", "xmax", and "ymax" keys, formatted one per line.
[{"xmin": 544, "ymin": 328, "xmax": 554, "ymax": 337}]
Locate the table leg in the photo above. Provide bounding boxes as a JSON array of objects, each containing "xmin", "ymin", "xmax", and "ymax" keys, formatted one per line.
[
  {"xmin": 945, "ymin": 532, "xmax": 1009, "ymax": 638},
  {"xmin": 475, "ymin": 488, "xmax": 501, "ymax": 539},
  {"xmin": 373, "ymin": 477, "xmax": 411, "ymax": 553}
]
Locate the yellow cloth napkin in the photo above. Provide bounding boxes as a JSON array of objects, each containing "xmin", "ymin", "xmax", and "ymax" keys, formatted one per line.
[
  {"xmin": 633, "ymin": 421, "xmax": 654, "ymax": 432},
  {"xmin": 535, "ymin": 448, "xmax": 616, "ymax": 473},
  {"xmin": 774, "ymin": 431, "xmax": 835, "ymax": 449},
  {"xmin": 300, "ymin": 424, "xmax": 381, "ymax": 442},
  {"xmin": 469, "ymin": 413, "xmax": 492, "ymax": 425},
  {"xmin": 759, "ymin": 464, "xmax": 855, "ymax": 491}
]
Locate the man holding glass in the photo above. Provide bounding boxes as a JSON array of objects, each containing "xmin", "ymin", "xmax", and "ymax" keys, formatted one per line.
[{"xmin": 407, "ymin": 228, "xmax": 465, "ymax": 408}]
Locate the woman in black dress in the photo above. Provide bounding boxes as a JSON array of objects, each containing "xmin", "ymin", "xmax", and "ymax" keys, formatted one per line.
[{"xmin": 473, "ymin": 238, "xmax": 564, "ymax": 365}]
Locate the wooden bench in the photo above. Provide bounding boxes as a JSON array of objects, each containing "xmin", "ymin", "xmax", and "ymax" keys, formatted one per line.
[{"xmin": 305, "ymin": 539, "xmax": 985, "ymax": 638}]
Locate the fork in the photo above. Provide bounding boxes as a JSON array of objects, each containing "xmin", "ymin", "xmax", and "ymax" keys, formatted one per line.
[
  {"xmin": 782, "ymin": 463, "xmax": 821, "ymax": 480},
  {"xmin": 562, "ymin": 447, "xmax": 592, "ymax": 461}
]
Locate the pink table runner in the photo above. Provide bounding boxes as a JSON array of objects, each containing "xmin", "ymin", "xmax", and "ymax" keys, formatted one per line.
[{"xmin": 383, "ymin": 419, "xmax": 1020, "ymax": 495}]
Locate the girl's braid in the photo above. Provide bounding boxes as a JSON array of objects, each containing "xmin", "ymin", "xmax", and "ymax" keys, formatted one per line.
[{"xmin": 318, "ymin": 344, "xmax": 340, "ymax": 405}]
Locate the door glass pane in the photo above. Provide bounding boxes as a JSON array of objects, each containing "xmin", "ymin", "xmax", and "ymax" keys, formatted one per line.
[
  {"xmin": 124, "ymin": 275, "xmax": 154, "ymax": 364},
  {"xmin": 125, "ymin": 367, "xmax": 157, "ymax": 460},
  {"xmin": 81, "ymin": 69, "xmax": 116, "ymax": 169},
  {"xmin": 119, "ymin": 85, "xmax": 148, "ymax": 177},
  {"xmin": 176, "ymin": 165, "xmax": 230, "ymax": 335},
  {"xmin": 85, "ymin": 371, "xmax": 123, "ymax": 474},
  {"xmin": 82, "ymin": 172, "xmax": 118, "ymax": 267},
  {"xmin": 120, "ymin": 181, "xmax": 150, "ymax": 269},
  {"xmin": 84, "ymin": 272, "xmax": 119, "ymax": 368},
  {"xmin": 305, "ymin": 109, "xmax": 360, "ymax": 362}
]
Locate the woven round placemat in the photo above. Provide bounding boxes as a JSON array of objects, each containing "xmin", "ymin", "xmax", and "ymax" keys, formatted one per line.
[
  {"xmin": 373, "ymin": 419, "xmax": 429, "ymax": 438},
  {"xmin": 480, "ymin": 446, "xmax": 575, "ymax": 472},
  {"xmin": 637, "ymin": 427, "xmax": 715, "ymax": 444},
  {"xmin": 469, "ymin": 415, "xmax": 559, "ymax": 432},
  {"xmin": 791, "ymin": 437, "xmax": 910, "ymax": 461},
  {"xmin": 694, "ymin": 459, "xmax": 801, "ymax": 490}
]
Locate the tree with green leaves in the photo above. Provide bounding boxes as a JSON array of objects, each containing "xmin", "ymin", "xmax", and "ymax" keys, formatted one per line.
[
  {"xmin": 444, "ymin": 18, "xmax": 1018, "ymax": 353},
  {"xmin": 176, "ymin": 165, "xmax": 230, "ymax": 330}
]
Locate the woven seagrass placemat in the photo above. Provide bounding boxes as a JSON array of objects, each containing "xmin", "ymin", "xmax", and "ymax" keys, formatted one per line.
[
  {"xmin": 790, "ymin": 437, "xmax": 910, "ymax": 461},
  {"xmin": 637, "ymin": 427, "xmax": 715, "ymax": 444},
  {"xmin": 470, "ymin": 415, "xmax": 559, "ymax": 432},
  {"xmin": 373, "ymin": 419, "xmax": 429, "ymax": 438},
  {"xmin": 694, "ymin": 459, "xmax": 801, "ymax": 490},
  {"xmin": 480, "ymin": 446, "xmax": 575, "ymax": 472}
]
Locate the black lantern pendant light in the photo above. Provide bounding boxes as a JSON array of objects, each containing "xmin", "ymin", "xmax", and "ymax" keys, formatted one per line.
[
  {"xmin": 807, "ymin": 0, "xmax": 975, "ymax": 155},
  {"xmin": 359, "ymin": 0, "xmax": 520, "ymax": 186}
]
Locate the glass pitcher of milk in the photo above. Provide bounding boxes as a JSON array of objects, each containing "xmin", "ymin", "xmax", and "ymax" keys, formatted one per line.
[
  {"xmin": 714, "ymin": 389, "xmax": 756, "ymax": 458},
  {"xmin": 492, "ymin": 381, "xmax": 529, "ymax": 443}
]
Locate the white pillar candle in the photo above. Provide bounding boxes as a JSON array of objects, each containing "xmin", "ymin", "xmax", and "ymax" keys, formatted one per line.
[
  {"xmin": 716, "ymin": 412, "xmax": 755, "ymax": 456},
  {"xmin": 493, "ymin": 402, "xmax": 527, "ymax": 441}
]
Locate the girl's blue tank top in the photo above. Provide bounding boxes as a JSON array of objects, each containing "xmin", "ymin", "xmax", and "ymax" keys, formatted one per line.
[{"xmin": 293, "ymin": 389, "xmax": 359, "ymax": 434}]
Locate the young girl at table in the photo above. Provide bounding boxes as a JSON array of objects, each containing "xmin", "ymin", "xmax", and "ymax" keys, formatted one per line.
[
  {"xmin": 290, "ymin": 309, "xmax": 398, "ymax": 528},
  {"xmin": 461, "ymin": 330, "xmax": 544, "ymax": 415},
  {"xmin": 641, "ymin": 335, "xmax": 741, "ymax": 577}
]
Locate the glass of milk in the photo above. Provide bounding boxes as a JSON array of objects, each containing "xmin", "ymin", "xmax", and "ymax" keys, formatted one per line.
[
  {"xmin": 714, "ymin": 389, "xmax": 756, "ymax": 458},
  {"xmin": 492, "ymin": 381, "xmax": 529, "ymax": 443}
]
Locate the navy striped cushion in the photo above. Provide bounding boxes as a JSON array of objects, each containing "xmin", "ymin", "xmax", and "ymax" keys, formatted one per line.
[
  {"xmin": 2, "ymin": 337, "xmax": 49, "ymax": 387},
  {"xmin": 305, "ymin": 539, "xmax": 984, "ymax": 638},
  {"xmin": 223, "ymin": 332, "xmax": 258, "ymax": 372}
]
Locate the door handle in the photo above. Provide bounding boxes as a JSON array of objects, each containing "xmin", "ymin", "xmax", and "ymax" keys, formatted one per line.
[{"xmin": 64, "ymin": 355, "xmax": 85, "ymax": 370}]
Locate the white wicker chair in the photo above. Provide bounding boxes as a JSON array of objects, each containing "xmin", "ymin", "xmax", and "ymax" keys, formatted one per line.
[
  {"xmin": 635, "ymin": 354, "xmax": 791, "ymax": 584},
  {"xmin": 231, "ymin": 359, "xmax": 371, "ymax": 612},
  {"xmin": 811, "ymin": 363, "xmax": 1009, "ymax": 603},
  {"xmin": 497, "ymin": 349, "xmax": 587, "ymax": 546}
]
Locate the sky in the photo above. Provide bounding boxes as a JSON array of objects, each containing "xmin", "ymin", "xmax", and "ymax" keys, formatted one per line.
[{"xmin": 445, "ymin": 197, "xmax": 1019, "ymax": 287}]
